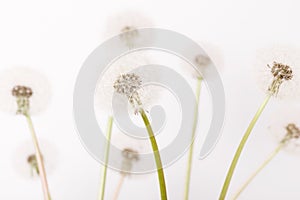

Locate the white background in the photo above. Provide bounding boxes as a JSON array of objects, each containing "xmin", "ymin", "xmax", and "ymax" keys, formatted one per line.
[{"xmin": 0, "ymin": 0, "xmax": 300, "ymax": 199}]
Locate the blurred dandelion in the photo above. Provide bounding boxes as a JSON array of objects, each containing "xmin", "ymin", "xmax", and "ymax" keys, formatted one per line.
[
  {"xmin": 183, "ymin": 54, "xmax": 209, "ymax": 200},
  {"xmin": 267, "ymin": 107, "xmax": 300, "ymax": 154},
  {"xmin": 12, "ymin": 140, "xmax": 58, "ymax": 179},
  {"xmin": 0, "ymin": 67, "xmax": 52, "ymax": 200},
  {"xmin": 220, "ymin": 60, "xmax": 294, "ymax": 199},
  {"xmin": 104, "ymin": 10, "xmax": 153, "ymax": 48},
  {"xmin": 112, "ymin": 148, "xmax": 140, "ymax": 200},
  {"xmin": 233, "ymin": 122, "xmax": 300, "ymax": 199}
]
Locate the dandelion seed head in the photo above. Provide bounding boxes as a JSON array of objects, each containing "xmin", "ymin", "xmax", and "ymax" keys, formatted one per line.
[
  {"xmin": 113, "ymin": 73, "xmax": 143, "ymax": 108},
  {"xmin": 120, "ymin": 148, "xmax": 140, "ymax": 175},
  {"xmin": 0, "ymin": 67, "xmax": 51, "ymax": 115},
  {"xmin": 94, "ymin": 52, "xmax": 151, "ymax": 116},
  {"xmin": 181, "ymin": 42, "xmax": 223, "ymax": 79},
  {"xmin": 267, "ymin": 61, "xmax": 293, "ymax": 95},
  {"xmin": 27, "ymin": 154, "xmax": 40, "ymax": 176},
  {"xmin": 255, "ymin": 44, "xmax": 300, "ymax": 100},
  {"xmin": 104, "ymin": 11, "xmax": 153, "ymax": 48},
  {"xmin": 12, "ymin": 85, "xmax": 33, "ymax": 98},
  {"xmin": 195, "ymin": 54, "xmax": 211, "ymax": 67},
  {"xmin": 12, "ymin": 139, "xmax": 58, "ymax": 179},
  {"xmin": 267, "ymin": 107, "xmax": 300, "ymax": 154},
  {"xmin": 284, "ymin": 123, "xmax": 300, "ymax": 141}
]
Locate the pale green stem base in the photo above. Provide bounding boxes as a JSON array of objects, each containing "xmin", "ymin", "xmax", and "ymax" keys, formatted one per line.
[
  {"xmin": 140, "ymin": 109, "xmax": 168, "ymax": 200},
  {"xmin": 184, "ymin": 77, "xmax": 202, "ymax": 200},
  {"xmin": 25, "ymin": 114, "xmax": 51, "ymax": 200},
  {"xmin": 219, "ymin": 94, "xmax": 272, "ymax": 200},
  {"xmin": 232, "ymin": 142, "xmax": 284, "ymax": 200},
  {"xmin": 98, "ymin": 116, "xmax": 114, "ymax": 200}
]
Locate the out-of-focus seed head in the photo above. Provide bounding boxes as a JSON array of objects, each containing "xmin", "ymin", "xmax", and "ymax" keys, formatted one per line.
[
  {"xmin": 285, "ymin": 123, "xmax": 300, "ymax": 140},
  {"xmin": 195, "ymin": 54, "xmax": 211, "ymax": 67},
  {"xmin": 120, "ymin": 26, "xmax": 139, "ymax": 48},
  {"xmin": 27, "ymin": 154, "xmax": 39, "ymax": 176},
  {"xmin": 120, "ymin": 148, "xmax": 139, "ymax": 175}
]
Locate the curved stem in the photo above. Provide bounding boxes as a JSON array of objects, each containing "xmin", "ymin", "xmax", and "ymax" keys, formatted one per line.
[
  {"xmin": 112, "ymin": 174, "xmax": 126, "ymax": 200},
  {"xmin": 232, "ymin": 142, "xmax": 284, "ymax": 200},
  {"xmin": 98, "ymin": 116, "xmax": 114, "ymax": 200},
  {"xmin": 25, "ymin": 114, "xmax": 51, "ymax": 200},
  {"xmin": 219, "ymin": 94, "xmax": 272, "ymax": 200},
  {"xmin": 140, "ymin": 109, "xmax": 168, "ymax": 200},
  {"xmin": 184, "ymin": 77, "xmax": 202, "ymax": 200}
]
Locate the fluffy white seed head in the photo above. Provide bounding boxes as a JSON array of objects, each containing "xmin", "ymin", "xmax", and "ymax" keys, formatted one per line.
[
  {"xmin": 0, "ymin": 67, "xmax": 51, "ymax": 115},
  {"xmin": 94, "ymin": 52, "xmax": 151, "ymax": 116},
  {"xmin": 255, "ymin": 44, "xmax": 300, "ymax": 100}
]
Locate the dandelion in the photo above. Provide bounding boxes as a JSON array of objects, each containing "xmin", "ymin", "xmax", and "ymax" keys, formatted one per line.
[
  {"xmin": 232, "ymin": 123, "xmax": 300, "ymax": 199},
  {"xmin": 12, "ymin": 139, "xmax": 57, "ymax": 180},
  {"xmin": 0, "ymin": 67, "xmax": 52, "ymax": 200},
  {"xmin": 219, "ymin": 61, "xmax": 293, "ymax": 200},
  {"xmin": 103, "ymin": 10, "xmax": 153, "ymax": 49},
  {"xmin": 255, "ymin": 44, "xmax": 300, "ymax": 101},
  {"xmin": 113, "ymin": 148, "xmax": 140, "ymax": 200},
  {"xmin": 113, "ymin": 73, "xmax": 167, "ymax": 200},
  {"xmin": 183, "ymin": 54, "xmax": 210, "ymax": 200}
]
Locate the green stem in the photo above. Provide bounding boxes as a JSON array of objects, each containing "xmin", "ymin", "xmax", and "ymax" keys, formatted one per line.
[
  {"xmin": 98, "ymin": 116, "xmax": 114, "ymax": 200},
  {"xmin": 140, "ymin": 109, "xmax": 168, "ymax": 200},
  {"xmin": 184, "ymin": 77, "xmax": 202, "ymax": 200},
  {"xmin": 25, "ymin": 114, "xmax": 51, "ymax": 200},
  {"xmin": 232, "ymin": 142, "xmax": 284, "ymax": 200},
  {"xmin": 219, "ymin": 94, "xmax": 272, "ymax": 200}
]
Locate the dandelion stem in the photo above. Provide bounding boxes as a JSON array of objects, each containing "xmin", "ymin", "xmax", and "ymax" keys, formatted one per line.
[
  {"xmin": 184, "ymin": 77, "xmax": 202, "ymax": 200},
  {"xmin": 219, "ymin": 94, "xmax": 272, "ymax": 200},
  {"xmin": 98, "ymin": 116, "xmax": 114, "ymax": 200},
  {"xmin": 232, "ymin": 142, "xmax": 284, "ymax": 200},
  {"xmin": 24, "ymin": 113, "xmax": 51, "ymax": 200},
  {"xmin": 140, "ymin": 109, "xmax": 168, "ymax": 200},
  {"xmin": 112, "ymin": 174, "xmax": 126, "ymax": 200}
]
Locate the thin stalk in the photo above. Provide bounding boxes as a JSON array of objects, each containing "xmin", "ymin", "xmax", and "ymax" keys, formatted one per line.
[
  {"xmin": 184, "ymin": 77, "xmax": 202, "ymax": 200},
  {"xmin": 232, "ymin": 142, "xmax": 284, "ymax": 200},
  {"xmin": 98, "ymin": 116, "xmax": 114, "ymax": 200},
  {"xmin": 219, "ymin": 94, "xmax": 272, "ymax": 200},
  {"xmin": 139, "ymin": 109, "xmax": 167, "ymax": 200},
  {"xmin": 112, "ymin": 174, "xmax": 126, "ymax": 200},
  {"xmin": 24, "ymin": 113, "xmax": 51, "ymax": 200}
]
